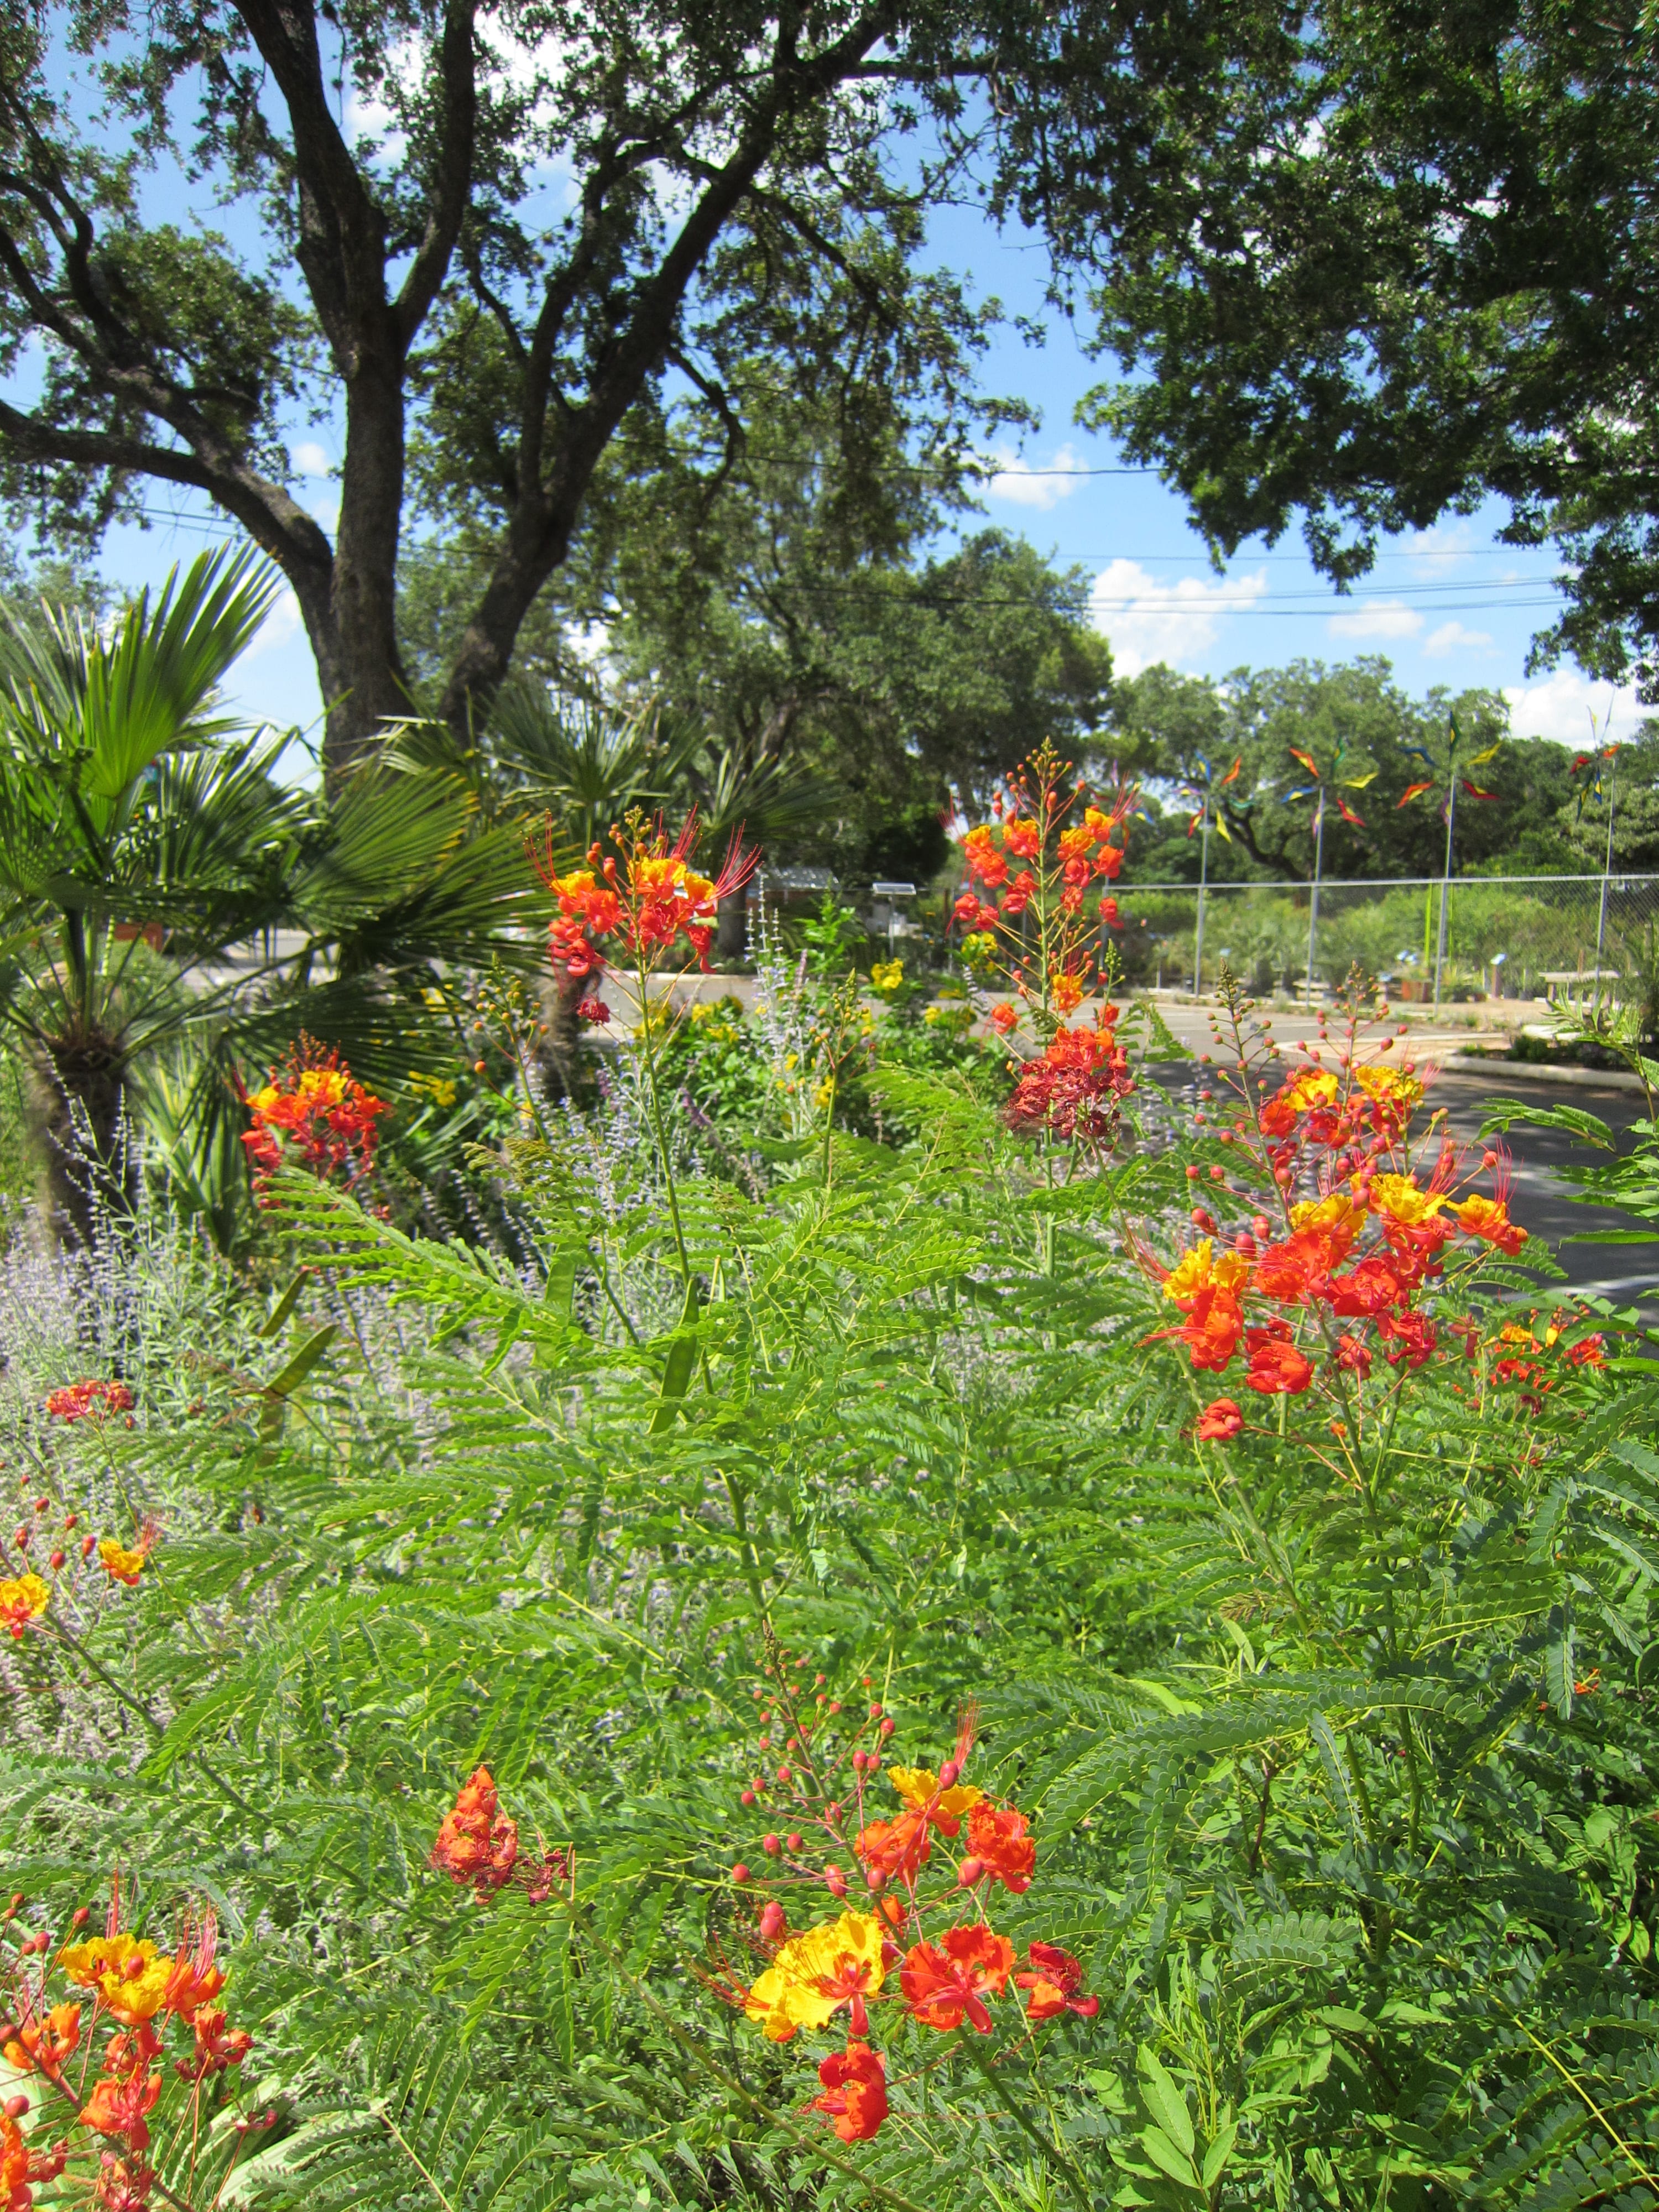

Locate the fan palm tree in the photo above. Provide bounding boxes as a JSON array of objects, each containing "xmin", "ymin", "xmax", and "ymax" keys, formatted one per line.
[
  {"xmin": 0, "ymin": 547, "xmax": 545, "ymax": 1244},
  {"xmin": 0, "ymin": 548, "xmax": 300, "ymax": 1239}
]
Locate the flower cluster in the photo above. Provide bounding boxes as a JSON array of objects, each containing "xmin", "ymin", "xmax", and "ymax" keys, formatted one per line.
[
  {"xmin": 4, "ymin": 1463, "xmax": 159, "ymax": 1619},
  {"xmin": 430, "ymin": 1767, "xmax": 572, "ymax": 1905},
  {"xmin": 44, "ymin": 1380, "xmax": 134, "ymax": 1425},
  {"xmin": 708, "ymin": 1648, "xmax": 1093, "ymax": 2146},
  {"xmin": 951, "ymin": 739, "xmax": 1136, "ymax": 1020},
  {"xmin": 1145, "ymin": 987, "xmax": 1606, "ymax": 1427},
  {"xmin": 1004, "ymin": 1007, "xmax": 1135, "ymax": 1147},
  {"xmin": 239, "ymin": 1039, "xmax": 388, "ymax": 1202},
  {"xmin": 1, "ymin": 1881, "xmax": 253, "ymax": 2211},
  {"xmin": 530, "ymin": 812, "xmax": 758, "ymax": 1013}
]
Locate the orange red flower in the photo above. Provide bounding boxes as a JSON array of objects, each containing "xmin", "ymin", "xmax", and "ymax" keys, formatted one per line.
[
  {"xmin": 1243, "ymin": 1333, "xmax": 1314, "ymax": 1396},
  {"xmin": 901, "ymin": 1925, "xmax": 1016, "ymax": 2033},
  {"xmin": 809, "ymin": 2041, "xmax": 888, "ymax": 2142},
  {"xmin": 45, "ymin": 1378, "xmax": 134, "ymax": 1423},
  {"xmin": 97, "ymin": 1525, "xmax": 159, "ymax": 1588},
  {"xmin": 80, "ymin": 2065, "xmax": 161, "ymax": 2154},
  {"xmin": 1452, "ymin": 1193, "xmax": 1527, "ymax": 1255},
  {"xmin": 1015, "ymin": 1942, "xmax": 1099, "ymax": 2022},
  {"xmin": 960, "ymin": 1802, "xmax": 1035, "ymax": 1893},
  {"xmin": 3, "ymin": 2001, "xmax": 80, "ymax": 2078},
  {"xmin": 0, "ymin": 1573, "xmax": 48, "ymax": 1639},
  {"xmin": 239, "ymin": 1040, "xmax": 388, "ymax": 1201},
  {"xmin": 1196, "ymin": 1398, "xmax": 1243, "ymax": 1441}
]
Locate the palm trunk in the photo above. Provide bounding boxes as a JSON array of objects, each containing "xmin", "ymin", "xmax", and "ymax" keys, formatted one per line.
[{"xmin": 39, "ymin": 1031, "xmax": 129, "ymax": 1249}]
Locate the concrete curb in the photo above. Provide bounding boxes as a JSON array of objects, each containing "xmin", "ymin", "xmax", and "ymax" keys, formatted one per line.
[{"xmin": 1439, "ymin": 1052, "xmax": 1648, "ymax": 1094}]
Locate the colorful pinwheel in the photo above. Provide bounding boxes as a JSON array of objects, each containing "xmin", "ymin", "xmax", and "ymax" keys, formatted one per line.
[
  {"xmin": 1394, "ymin": 713, "xmax": 1504, "ymax": 1005},
  {"xmin": 1175, "ymin": 755, "xmax": 1241, "ymax": 992},
  {"xmin": 1282, "ymin": 741, "xmax": 1376, "ymax": 1001}
]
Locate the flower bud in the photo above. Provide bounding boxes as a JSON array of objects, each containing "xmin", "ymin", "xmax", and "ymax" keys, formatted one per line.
[
  {"xmin": 731, "ymin": 1863, "xmax": 750, "ymax": 1884},
  {"xmin": 758, "ymin": 1901, "xmax": 787, "ymax": 1942},
  {"xmin": 49, "ymin": 1551, "xmax": 65, "ymax": 1572},
  {"xmin": 63, "ymin": 1514, "xmax": 76, "ymax": 1530},
  {"xmin": 70, "ymin": 1907, "xmax": 88, "ymax": 1929},
  {"xmin": 3, "ymin": 2096, "xmax": 27, "ymax": 2120},
  {"xmin": 740, "ymin": 1790, "xmax": 755, "ymax": 1807},
  {"xmin": 775, "ymin": 1764, "xmax": 791, "ymax": 1784},
  {"xmin": 32, "ymin": 1499, "xmax": 46, "ymax": 1514},
  {"xmin": 878, "ymin": 1718, "xmax": 894, "ymax": 1738},
  {"xmin": 957, "ymin": 1857, "xmax": 983, "ymax": 1885},
  {"xmin": 938, "ymin": 1760, "xmax": 959, "ymax": 1788},
  {"xmin": 828, "ymin": 1700, "xmax": 842, "ymax": 1714},
  {"xmin": 81, "ymin": 1535, "xmax": 95, "ymax": 1558},
  {"xmin": 1184, "ymin": 1164, "xmax": 1200, "ymax": 1181},
  {"xmin": 825, "ymin": 1867, "xmax": 848, "ymax": 1898},
  {"xmin": 1482, "ymin": 1150, "xmax": 1498, "ymax": 1170},
  {"xmin": 12, "ymin": 1529, "xmax": 27, "ymax": 1550},
  {"xmin": 864, "ymin": 1870, "xmax": 885, "ymax": 1892},
  {"xmin": 786, "ymin": 1832, "xmax": 802, "ymax": 1850},
  {"xmin": 762, "ymin": 1833, "xmax": 781, "ymax": 1856},
  {"xmin": 869, "ymin": 1700, "xmax": 882, "ymax": 1717}
]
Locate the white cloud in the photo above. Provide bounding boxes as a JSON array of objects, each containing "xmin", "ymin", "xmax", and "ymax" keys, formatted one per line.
[
  {"xmin": 290, "ymin": 441, "xmax": 332, "ymax": 478},
  {"xmin": 308, "ymin": 494, "xmax": 340, "ymax": 534},
  {"xmin": 982, "ymin": 443, "xmax": 1086, "ymax": 511},
  {"xmin": 1089, "ymin": 560, "xmax": 1270, "ymax": 676},
  {"xmin": 1405, "ymin": 520, "xmax": 1475, "ymax": 577},
  {"xmin": 1422, "ymin": 620, "xmax": 1494, "ymax": 658},
  {"xmin": 1327, "ymin": 599, "xmax": 1423, "ymax": 641},
  {"xmin": 242, "ymin": 587, "xmax": 302, "ymax": 664},
  {"xmin": 1504, "ymin": 668, "xmax": 1644, "ymax": 748}
]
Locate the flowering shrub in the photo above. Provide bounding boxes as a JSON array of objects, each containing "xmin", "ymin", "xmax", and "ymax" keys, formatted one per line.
[
  {"xmin": 951, "ymin": 740, "xmax": 1140, "ymax": 1150},
  {"xmin": 709, "ymin": 1662, "xmax": 1093, "ymax": 2144},
  {"xmin": 9, "ymin": 861, "xmax": 1659, "ymax": 2211},
  {"xmin": 1144, "ymin": 981, "xmax": 1609, "ymax": 1424}
]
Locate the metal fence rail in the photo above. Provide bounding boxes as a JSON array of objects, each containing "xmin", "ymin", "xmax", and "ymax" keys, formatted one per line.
[{"xmin": 1111, "ymin": 874, "xmax": 1659, "ymax": 1004}]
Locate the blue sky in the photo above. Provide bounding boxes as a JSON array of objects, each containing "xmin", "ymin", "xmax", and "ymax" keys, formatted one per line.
[{"xmin": 7, "ymin": 55, "xmax": 1642, "ymax": 764}]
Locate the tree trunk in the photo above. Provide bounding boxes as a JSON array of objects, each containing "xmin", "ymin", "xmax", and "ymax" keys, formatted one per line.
[{"xmin": 39, "ymin": 1031, "xmax": 129, "ymax": 1250}]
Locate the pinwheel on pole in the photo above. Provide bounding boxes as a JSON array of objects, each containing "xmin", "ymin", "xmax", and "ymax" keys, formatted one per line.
[
  {"xmin": 1570, "ymin": 713, "xmax": 1621, "ymax": 1000},
  {"xmin": 1395, "ymin": 712, "xmax": 1502, "ymax": 1008},
  {"xmin": 1283, "ymin": 743, "xmax": 1376, "ymax": 1004},
  {"xmin": 1177, "ymin": 754, "xmax": 1240, "ymax": 994}
]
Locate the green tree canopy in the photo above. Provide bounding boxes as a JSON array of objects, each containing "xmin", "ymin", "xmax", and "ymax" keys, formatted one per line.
[
  {"xmin": 1115, "ymin": 658, "xmax": 1576, "ymax": 881},
  {"xmin": 1021, "ymin": 3, "xmax": 1659, "ymax": 702}
]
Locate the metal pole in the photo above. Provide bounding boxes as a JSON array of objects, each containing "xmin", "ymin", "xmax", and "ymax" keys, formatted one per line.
[
  {"xmin": 1193, "ymin": 802, "xmax": 1209, "ymax": 995},
  {"xmin": 1306, "ymin": 794, "xmax": 1324, "ymax": 1006},
  {"xmin": 1595, "ymin": 753, "xmax": 1616, "ymax": 1001},
  {"xmin": 1433, "ymin": 777, "xmax": 1458, "ymax": 1010}
]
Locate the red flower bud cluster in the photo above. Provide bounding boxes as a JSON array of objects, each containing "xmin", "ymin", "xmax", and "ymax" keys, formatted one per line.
[
  {"xmin": 430, "ymin": 1767, "xmax": 572, "ymax": 1905},
  {"xmin": 705, "ymin": 1647, "xmax": 1097, "ymax": 2147}
]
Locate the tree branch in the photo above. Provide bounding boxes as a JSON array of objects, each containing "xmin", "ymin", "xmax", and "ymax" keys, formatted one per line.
[
  {"xmin": 395, "ymin": 0, "xmax": 478, "ymax": 346},
  {"xmin": 0, "ymin": 400, "xmax": 333, "ymax": 579}
]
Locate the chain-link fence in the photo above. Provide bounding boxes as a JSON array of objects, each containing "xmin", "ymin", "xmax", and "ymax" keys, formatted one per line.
[{"xmin": 1110, "ymin": 874, "xmax": 1659, "ymax": 1007}]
